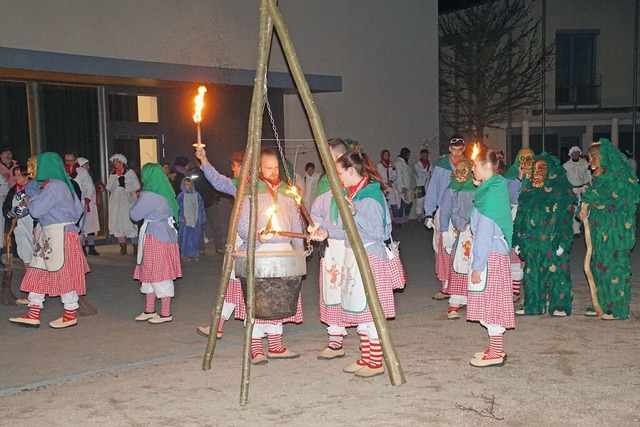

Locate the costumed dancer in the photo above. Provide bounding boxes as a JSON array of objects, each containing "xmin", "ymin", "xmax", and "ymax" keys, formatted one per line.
[
  {"xmin": 467, "ymin": 149, "xmax": 514, "ymax": 367},
  {"xmin": 75, "ymin": 157, "xmax": 101, "ymax": 256},
  {"xmin": 513, "ymin": 153, "xmax": 575, "ymax": 316},
  {"xmin": 196, "ymin": 147, "xmax": 303, "ymax": 364},
  {"xmin": 106, "ymin": 154, "xmax": 140, "ymax": 255},
  {"xmin": 423, "ymin": 135, "xmax": 467, "ymax": 300},
  {"xmin": 413, "ymin": 149, "xmax": 432, "ymax": 223},
  {"xmin": 311, "ymin": 138, "xmax": 356, "ymax": 360},
  {"xmin": 393, "ymin": 147, "xmax": 413, "ymax": 227},
  {"xmin": 580, "ymin": 138, "xmax": 639, "ymax": 320},
  {"xmin": 2, "ymin": 165, "xmax": 35, "ymax": 266},
  {"xmin": 196, "ymin": 151, "xmax": 245, "ymax": 339},
  {"xmin": 9, "ymin": 152, "xmax": 89, "ymax": 329},
  {"xmin": 445, "ymin": 159, "xmax": 475, "ymax": 320},
  {"xmin": 313, "ymin": 151, "xmax": 405, "ymax": 378},
  {"xmin": 131, "ymin": 163, "xmax": 182, "ymax": 324},
  {"xmin": 377, "ymin": 149, "xmax": 400, "ymax": 227},
  {"xmin": 177, "ymin": 177, "xmax": 207, "ymax": 261},
  {"xmin": 502, "ymin": 148, "xmax": 534, "ymax": 301},
  {"xmin": 563, "ymin": 146, "xmax": 592, "ymax": 236}
]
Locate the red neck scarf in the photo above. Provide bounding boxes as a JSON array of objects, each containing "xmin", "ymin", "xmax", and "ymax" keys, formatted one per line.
[
  {"xmin": 380, "ymin": 159, "xmax": 392, "ymax": 169},
  {"xmin": 347, "ymin": 176, "xmax": 369, "ymax": 200},
  {"xmin": 420, "ymin": 158, "xmax": 430, "ymax": 169},
  {"xmin": 114, "ymin": 167, "xmax": 124, "ymax": 177},
  {"xmin": 261, "ymin": 177, "xmax": 281, "ymax": 197}
]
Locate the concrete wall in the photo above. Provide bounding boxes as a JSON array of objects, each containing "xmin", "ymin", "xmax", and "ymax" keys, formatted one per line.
[{"xmin": 0, "ymin": 0, "xmax": 439, "ymax": 176}]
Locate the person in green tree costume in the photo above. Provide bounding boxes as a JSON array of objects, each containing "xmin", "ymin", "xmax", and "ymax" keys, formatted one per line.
[
  {"xmin": 513, "ymin": 152, "xmax": 576, "ymax": 316},
  {"xmin": 580, "ymin": 138, "xmax": 639, "ymax": 320}
]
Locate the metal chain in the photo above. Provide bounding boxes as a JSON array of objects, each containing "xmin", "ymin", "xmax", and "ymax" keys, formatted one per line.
[
  {"xmin": 263, "ymin": 76, "xmax": 294, "ymax": 187},
  {"xmin": 263, "ymin": 75, "xmax": 311, "ymax": 253}
]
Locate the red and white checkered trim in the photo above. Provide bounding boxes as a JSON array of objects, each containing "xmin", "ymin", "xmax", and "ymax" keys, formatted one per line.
[
  {"xmin": 447, "ymin": 269, "xmax": 468, "ymax": 298},
  {"xmin": 20, "ymin": 231, "xmax": 90, "ymax": 296},
  {"xmin": 435, "ymin": 239, "xmax": 451, "ymax": 283},
  {"xmin": 134, "ymin": 235, "xmax": 182, "ymax": 282},
  {"xmin": 466, "ymin": 253, "xmax": 515, "ymax": 329},
  {"xmin": 342, "ymin": 254, "xmax": 396, "ymax": 325}
]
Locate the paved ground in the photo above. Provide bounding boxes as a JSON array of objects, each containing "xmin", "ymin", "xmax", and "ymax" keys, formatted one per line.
[{"xmin": 0, "ymin": 223, "xmax": 638, "ymax": 426}]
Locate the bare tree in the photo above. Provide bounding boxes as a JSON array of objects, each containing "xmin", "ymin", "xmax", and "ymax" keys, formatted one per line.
[{"xmin": 439, "ymin": 0, "xmax": 554, "ymax": 146}]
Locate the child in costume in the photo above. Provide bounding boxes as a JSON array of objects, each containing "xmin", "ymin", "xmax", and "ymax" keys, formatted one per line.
[
  {"xmin": 513, "ymin": 153, "xmax": 575, "ymax": 316},
  {"xmin": 580, "ymin": 138, "xmax": 639, "ymax": 320},
  {"xmin": 467, "ymin": 149, "xmax": 514, "ymax": 367},
  {"xmin": 177, "ymin": 177, "xmax": 207, "ymax": 261},
  {"xmin": 130, "ymin": 163, "xmax": 182, "ymax": 324},
  {"xmin": 446, "ymin": 159, "xmax": 475, "ymax": 319},
  {"xmin": 9, "ymin": 153, "xmax": 89, "ymax": 329},
  {"xmin": 423, "ymin": 135, "xmax": 467, "ymax": 300},
  {"xmin": 314, "ymin": 151, "xmax": 405, "ymax": 378}
]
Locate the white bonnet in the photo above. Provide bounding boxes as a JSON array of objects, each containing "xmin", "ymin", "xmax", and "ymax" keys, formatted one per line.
[
  {"xmin": 568, "ymin": 146, "xmax": 582, "ymax": 156},
  {"xmin": 109, "ymin": 153, "xmax": 127, "ymax": 164}
]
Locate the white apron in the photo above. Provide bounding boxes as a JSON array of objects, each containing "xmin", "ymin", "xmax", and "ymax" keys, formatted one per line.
[
  {"xmin": 321, "ymin": 238, "xmax": 346, "ymax": 306},
  {"xmin": 467, "ymin": 236, "xmax": 507, "ymax": 292},
  {"xmin": 452, "ymin": 228, "xmax": 473, "ymax": 274},
  {"xmin": 30, "ymin": 222, "xmax": 73, "ymax": 272},
  {"xmin": 341, "ymin": 243, "xmax": 374, "ymax": 313}
]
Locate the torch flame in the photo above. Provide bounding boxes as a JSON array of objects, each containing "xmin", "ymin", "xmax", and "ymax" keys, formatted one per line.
[
  {"xmin": 265, "ymin": 205, "xmax": 281, "ymax": 231},
  {"xmin": 193, "ymin": 86, "xmax": 207, "ymax": 123},
  {"xmin": 287, "ymin": 185, "xmax": 302, "ymax": 205},
  {"xmin": 471, "ymin": 143, "xmax": 480, "ymax": 160}
]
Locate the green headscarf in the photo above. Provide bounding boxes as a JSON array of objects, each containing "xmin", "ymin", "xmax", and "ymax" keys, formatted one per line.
[
  {"xmin": 472, "ymin": 173, "xmax": 513, "ymax": 248},
  {"xmin": 35, "ymin": 152, "xmax": 76, "ymax": 198},
  {"xmin": 141, "ymin": 163, "xmax": 179, "ymax": 222}
]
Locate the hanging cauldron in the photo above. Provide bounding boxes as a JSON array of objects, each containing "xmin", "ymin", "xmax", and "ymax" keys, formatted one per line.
[{"xmin": 234, "ymin": 250, "xmax": 306, "ymax": 319}]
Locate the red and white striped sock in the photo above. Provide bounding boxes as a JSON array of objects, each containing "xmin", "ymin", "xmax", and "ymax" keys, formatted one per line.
[
  {"xmin": 512, "ymin": 279, "xmax": 521, "ymax": 295},
  {"xmin": 487, "ymin": 335, "xmax": 504, "ymax": 358},
  {"xmin": 251, "ymin": 338, "xmax": 264, "ymax": 358},
  {"xmin": 328, "ymin": 334, "xmax": 345, "ymax": 349},
  {"xmin": 267, "ymin": 334, "xmax": 285, "ymax": 354},
  {"xmin": 62, "ymin": 309, "xmax": 77, "ymax": 322},
  {"xmin": 368, "ymin": 339, "xmax": 383, "ymax": 369},
  {"xmin": 145, "ymin": 292, "xmax": 156, "ymax": 313},
  {"xmin": 356, "ymin": 333, "xmax": 370, "ymax": 368},
  {"xmin": 448, "ymin": 306, "xmax": 459, "ymax": 313},
  {"xmin": 217, "ymin": 318, "xmax": 225, "ymax": 335},
  {"xmin": 160, "ymin": 297, "xmax": 171, "ymax": 317},
  {"xmin": 23, "ymin": 306, "xmax": 41, "ymax": 320}
]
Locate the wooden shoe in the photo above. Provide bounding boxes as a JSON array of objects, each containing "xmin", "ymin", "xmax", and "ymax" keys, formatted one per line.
[
  {"xmin": 317, "ymin": 346, "xmax": 346, "ymax": 360},
  {"xmin": 196, "ymin": 326, "xmax": 223, "ymax": 338},
  {"xmin": 432, "ymin": 291, "xmax": 449, "ymax": 300},
  {"xmin": 447, "ymin": 310, "xmax": 460, "ymax": 319},
  {"xmin": 267, "ymin": 349, "xmax": 300, "ymax": 359},
  {"xmin": 470, "ymin": 354, "xmax": 505, "ymax": 367},
  {"xmin": 251, "ymin": 353, "xmax": 269, "ymax": 365},
  {"xmin": 473, "ymin": 348, "xmax": 507, "ymax": 360},
  {"xmin": 148, "ymin": 315, "xmax": 172, "ymax": 324},
  {"xmin": 584, "ymin": 307, "xmax": 598, "ymax": 317},
  {"xmin": 552, "ymin": 310, "xmax": 567, "ymax": 317},
  {"xmin": 9, "ymin": 315, "xmax": 40, "ymax": 328},
  {"xmin": 354, "ymin": 365, "xmax": 385, "ymax": 378},
  {"xmin": 15, "ymin": 298, "xmax": 29, "ymax": 306},
  {"xmin": 135, "ymin": 312, "xmax": 157, "ymax": 321},
  {"xmin": 600, "ymin": 313, "xmax": 620, "ymax": 320},
  {"xmin": 343, "ymin": 360, "xmax": 368, "ymax": 373},
  {"xmin": 49, "ymin": 316, "xmax": 78, "ymax": 329}
]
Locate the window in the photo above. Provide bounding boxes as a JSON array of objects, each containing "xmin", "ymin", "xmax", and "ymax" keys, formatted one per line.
[
  {"xmin": 555, "ymin": 31, "xmax": 600, "ymax": 105},
  {"xmin": 109, "ymin": 93, "xmax": 158, "ymax": 123}
]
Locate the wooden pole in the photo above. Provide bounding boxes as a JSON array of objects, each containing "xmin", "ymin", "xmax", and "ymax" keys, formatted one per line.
[
  {"xmin": 581, "ymin": 203, "xmax": 604, "ymax": 317},
  {"xmin": 242, "ymin": 1, "xmax": 274, "ymax": 406},
  {"xmin": 266, "ymin": 0, "xmax": 406, "ymax": 386},
  {"xmin": 201, "ymin": 137, "xmax": 254, "ymax": 370}
]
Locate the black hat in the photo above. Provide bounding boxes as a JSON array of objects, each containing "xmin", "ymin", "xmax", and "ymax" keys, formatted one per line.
[
  {"xmin": 449, "ymin": 135, "xmax": 465, "ymax": 146},
  {"xmin": 399, "ymin": 147, "xmax": 411, "ymax": 159},
  {"xmin": 174, "ymin": 156, "xmax": 190, "ymax": 167}
]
